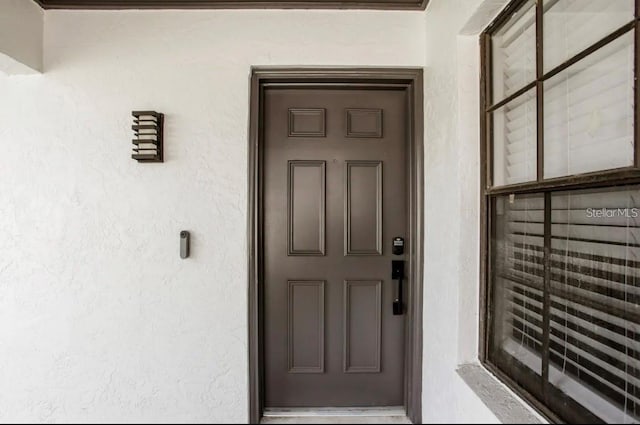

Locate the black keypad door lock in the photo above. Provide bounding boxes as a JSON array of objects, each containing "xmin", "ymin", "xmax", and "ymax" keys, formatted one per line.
[
  {"xmin": 392, "ymin": 260, "xmax": 404, "ymax": 315},
  {"xmin": 393, "ymin": 237, "xmax": 405, "ymax": 255}
]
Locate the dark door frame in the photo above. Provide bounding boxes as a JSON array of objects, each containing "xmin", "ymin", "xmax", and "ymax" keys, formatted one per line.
[{"xmin": 248, "ymin": 67, "xmax": 424, "ymax": 424}]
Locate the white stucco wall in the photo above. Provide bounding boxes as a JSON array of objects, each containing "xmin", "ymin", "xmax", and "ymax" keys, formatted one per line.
[
  {"xmin": 0, "ymin": 1, "xmax": 544, "ymax": 423},
  {"xmin": 0, "ymin": 9, "xmax": 426, "ymax": 424},
  {"xmin": 422, "ymin": 0, "xmax": 500, "ymax": 422},
  {"xmin": 422, "ymin": 0, "xmax": 544, "ymax": 423},
  {"xmin": 0, "ymin": 0, "xmax": 43, "ymax": 74}
]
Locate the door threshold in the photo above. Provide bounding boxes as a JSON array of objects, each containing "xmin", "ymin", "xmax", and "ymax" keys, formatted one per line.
[
  {"xmin": 263, "ymin": 407, "xmax": 406, "ymax": 417},
  {"xmin": 261, "ymin": 407, "xmax": 411, "ymax": 424}
]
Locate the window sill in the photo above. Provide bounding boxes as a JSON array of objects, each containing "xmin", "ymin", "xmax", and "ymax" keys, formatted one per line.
[{"xmin": 456, "ymin": 363, "xmax": 547, "ymax": 424}]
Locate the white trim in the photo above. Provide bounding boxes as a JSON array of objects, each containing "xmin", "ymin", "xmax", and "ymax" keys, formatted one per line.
[{"xmin": 263, "ymin": 407, "xmax": 406, "ymax": 418}]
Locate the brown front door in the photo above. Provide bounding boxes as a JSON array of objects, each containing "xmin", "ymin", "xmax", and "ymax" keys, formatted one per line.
[{"xmin": 263, "ymin": 86, "xmax": 408, "ymax": 407}]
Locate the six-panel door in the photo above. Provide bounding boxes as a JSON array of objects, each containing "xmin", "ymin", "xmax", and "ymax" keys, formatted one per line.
[{"xmin": 264, "ymin": 87, "xmax": 408, "ymax": 407}]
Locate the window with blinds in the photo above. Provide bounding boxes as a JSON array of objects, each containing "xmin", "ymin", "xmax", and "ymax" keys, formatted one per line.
[
  {"xmin": 482, "ymin": 0, "xmax": 640, "ymax": 423},
  {"xmin": 544, "ymin": 32, "xmax": 635, "ymax": 179},
  {"xmin": 491, "ymin": 0, "xmax": 537, "ymax": 186},
  {"xmin": 492, "ymin": 188, "xmax": 640, "ymax": 422}
]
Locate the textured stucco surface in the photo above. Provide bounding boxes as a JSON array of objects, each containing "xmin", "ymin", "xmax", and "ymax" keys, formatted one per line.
[
  {"xmin": 0, "ymin": 9, "xmax": 425, "ymax": 424},
  {"xmin": 0, "ymin": 0, "xmax": 43, "ymax": 73},
  {"xmin": 0, "ymin": 1, "xmax": 546, "ymax": 423},
  {"xmin": 422, "ymin": 0, "xmax": 502, "ymax": 423},
  {"xmin": 421, "ymin": 1, "xmax": 546, "ymax": 423}
]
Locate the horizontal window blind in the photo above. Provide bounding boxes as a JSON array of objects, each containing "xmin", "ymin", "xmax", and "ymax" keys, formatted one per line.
[
  {"xmin": 494, "ymin": 187, "xmax": 640, "ymax": 423},
  {"xmin": 493, "ymin": 194, "xmax": 544, "ymax": 382},
  {"xmin": 485, "ymin": 0, "xmax": 640, "ymax": 422},
  {"xmin": 492, "ymin": 0, "xmax": 536, "ymax": 103},
  {"xmin": 543, "ymin": 0, "xmax": 634, "ymax": 72},
  {"xmin": 544, "ymin": 32, "xmax": 635, "ymax": 179},
  {"xmin": 549, "ymin": 188, "xmax": 640, "ymax": 423},
  {"xmin": 493, "ymin": 89, "xmax": 537, "ymax": 186}
]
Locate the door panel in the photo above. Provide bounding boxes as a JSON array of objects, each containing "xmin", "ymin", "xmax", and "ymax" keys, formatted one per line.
[
  {"xmin": 264, "ymin": 87, "xmax": 408, "ymax": 407},
  {"xmin": 288, "ymin": 161, "xmax": 326, "ymax": 256},
  {"xmin": 346, "ymin": 108, "xmax": 383, "ymax": 138},
  {"xmin": 343, "ymin": 280, "xmax": 382, "ymax": 373},
  {"xmin": 344, "ymin": 161, "xmax": 383, "ymax": 255},
  {"xmin": 288, "ymin": 280, "xmax": 325, "ymax": 373}
]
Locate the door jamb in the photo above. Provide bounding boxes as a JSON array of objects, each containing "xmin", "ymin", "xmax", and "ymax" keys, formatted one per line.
[{"xmin": 248, "ymin": 67, "xmax": 424, "ymax": 424}]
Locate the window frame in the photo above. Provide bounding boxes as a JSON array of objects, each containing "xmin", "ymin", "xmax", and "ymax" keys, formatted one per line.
[{"xmin": 479, "ymin": 0, "xmax": 640, "ymax": 422}]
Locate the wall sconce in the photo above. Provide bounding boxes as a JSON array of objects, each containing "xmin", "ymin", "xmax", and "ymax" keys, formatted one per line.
[{"xmin": 132, "ymin": 111, "xmax": 164, "ymax": 162}]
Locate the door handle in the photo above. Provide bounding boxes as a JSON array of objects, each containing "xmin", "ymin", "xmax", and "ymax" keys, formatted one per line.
[{"xmin": 392, "ymin": 260, "xmax": 404, "ymax": 315}]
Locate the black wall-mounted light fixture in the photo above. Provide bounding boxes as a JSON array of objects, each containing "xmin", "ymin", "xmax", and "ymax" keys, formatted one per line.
[{"xmin": 132, "ymin": 111, "xmax": 164, "ymax": 162}]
